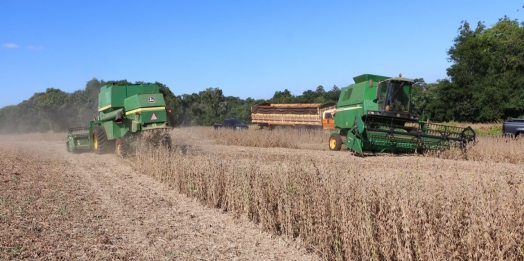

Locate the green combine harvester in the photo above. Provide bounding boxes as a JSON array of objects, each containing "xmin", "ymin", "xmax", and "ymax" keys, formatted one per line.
[
  {"xmin": 328, "ymin": 74, "xmax": 476, "ymax": 155},
  {"xmin": 66, "ymin": 83, "xmax": 172, "ymax": 156}
]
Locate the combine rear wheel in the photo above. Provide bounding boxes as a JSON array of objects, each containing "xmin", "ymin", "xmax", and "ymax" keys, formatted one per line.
[
  {"xmin": 115, "ymin": 137, "xmax": 130, "ymax": 157},
  {"xmin": 93, "ymin": 125, "xmax": 108, "ymax": 154},
  {"xmin": 329, "ymin": 133, "xmax": 342, "ymax": 151}
]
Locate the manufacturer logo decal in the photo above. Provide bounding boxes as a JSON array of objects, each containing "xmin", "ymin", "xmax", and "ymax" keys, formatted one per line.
[{"xmin": 148, "ymin": 96, "xmax": 156, "ymax": 103}]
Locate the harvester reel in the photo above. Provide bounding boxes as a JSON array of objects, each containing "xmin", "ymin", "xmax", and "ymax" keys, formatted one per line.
[{"xmin": 93, "ymin": 125, "xmax": 108, "ymax": 154}]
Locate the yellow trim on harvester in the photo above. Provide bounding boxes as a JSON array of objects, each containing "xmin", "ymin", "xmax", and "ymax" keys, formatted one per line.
[
  {"xmin": 125, "ymin": 106, "xmax": 166, "ymax": 115},
  {"xmin": 98, "ymin": 105, "xmax": 112, "ymax": 112}
]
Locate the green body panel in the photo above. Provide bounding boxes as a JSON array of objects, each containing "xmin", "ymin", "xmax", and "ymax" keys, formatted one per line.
[
  {"xmin": 98, "ymin": 84, "xmax": 159, "ymax": 112},
  {"xmin": 101, "ymin": 121, "xmax": 123, "ymax": 140},
  {"xmin": 124, "ymin": 93, "xmax": 165, "ymax": 111},
  {"xmin": 99, "ymin": 108, "xmax": 124, "ymax": 122},
  {"xmin": 334, "ymin": 74, "xmax": 391, "ymax": 130},
  {"xmin": 331, "ymin": 74, "xmax": 476, "ymax": 154},
  {"xmin": 67, "ymin": 135, "xmax": 91, "ymax": 151},
  {"xmin": 66, "ymin": 127, "xmax": 92, "ymax": 152},
  {"xmin": 95, "ymin": 84, "xmax": 169, "ymax": 141}
]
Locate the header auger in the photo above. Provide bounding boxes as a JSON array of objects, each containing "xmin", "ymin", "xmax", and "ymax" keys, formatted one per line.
[
  {"xmin": 66, "ymin": 83, "xmax": 172, "ymax": 157},
  {"xmin": 329, "ymin": 74, "xmax": 476, "ymax": 155}
]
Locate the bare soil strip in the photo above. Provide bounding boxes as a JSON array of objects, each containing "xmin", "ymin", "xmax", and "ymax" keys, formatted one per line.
[{"xmin": 0, "ymin": 141, "xmax": 318, "ymax": 260}]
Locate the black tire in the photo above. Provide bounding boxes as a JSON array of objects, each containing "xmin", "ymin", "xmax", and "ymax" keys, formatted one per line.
[
  {"xmin": 66, "ymin": 141, "xmax": 71, "ymax": 153},
  {"xmin": 93, "ymin": 125, "xmax": 108, "ymax": 154},
  {"xmin": 329, "ymin": 133, "xmax": 342, "ymax": 151},
  {"xmin": 116, "ymin": 137, "xmax": 130, "ymax": 157}
]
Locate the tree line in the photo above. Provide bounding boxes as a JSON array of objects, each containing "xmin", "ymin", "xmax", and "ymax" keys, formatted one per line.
[
  {"xmin": 1, "ymin": 16, "xmax": 523, "ymax": 133},
  {"xmin": 0, "ymin": 78, "xmax": 341, "ymax": 133}
]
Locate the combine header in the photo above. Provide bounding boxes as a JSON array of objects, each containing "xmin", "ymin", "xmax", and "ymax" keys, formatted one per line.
[
  {"xmin": 329, "ymin": 74, "xmax": 476, "ymax": 155},
  {"xmin": 66, "ymin": 83, "xmax": 172, "ymax": 156}
]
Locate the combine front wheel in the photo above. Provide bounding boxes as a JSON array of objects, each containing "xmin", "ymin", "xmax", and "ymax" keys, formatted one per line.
[{"xmin": 329, "ymin": 133, "xmax": 342, "ymax": 151}]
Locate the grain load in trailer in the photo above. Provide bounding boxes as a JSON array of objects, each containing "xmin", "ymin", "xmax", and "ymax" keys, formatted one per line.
[{"xmin": 251, "ymin": 103, "xmax": 336, "ymax": 130}]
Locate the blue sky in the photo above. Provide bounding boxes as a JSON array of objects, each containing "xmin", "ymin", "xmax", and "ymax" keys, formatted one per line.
[{"xmin": 0, "ymin": 1, "xmax": 522, "ymax": 108}]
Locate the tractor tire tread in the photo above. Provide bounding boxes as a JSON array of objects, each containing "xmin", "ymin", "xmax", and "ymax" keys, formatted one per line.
[{"xmin": 94, "ymin": 125, "xmax": 108, "ymax": 154}]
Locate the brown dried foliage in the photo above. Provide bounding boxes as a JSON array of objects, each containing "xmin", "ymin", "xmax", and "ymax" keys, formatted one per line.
[{"xmin": 134, "ymin": 127, "xmax": 524, "ymax": 260}]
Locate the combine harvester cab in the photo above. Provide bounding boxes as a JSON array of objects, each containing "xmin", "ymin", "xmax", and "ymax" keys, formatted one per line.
[
  {"xmin": 329, "ymin": 74, "xmax": 476, "ymax": 155},
  {"xmin": 67, "ymin": 83, "xmax": 172, "ymax": 156}
]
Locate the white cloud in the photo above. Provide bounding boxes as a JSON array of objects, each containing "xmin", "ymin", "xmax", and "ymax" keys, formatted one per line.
[
  {"xmin": 2, "ymin": 43, "xmax": 18, "ymax": 49},
  {"xmin": 28, "ymin": 45, "xmax": 44, "ymax": 51}
]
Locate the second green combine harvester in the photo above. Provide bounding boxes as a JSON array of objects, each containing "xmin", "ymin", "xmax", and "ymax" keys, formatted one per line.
[
  {"xmin": 66, "ymin": 83, "xmax": 172, "ymax": 156},
  {"xmin": 328, "ymin": 74, "xmax": 476, "ymax": 155}
]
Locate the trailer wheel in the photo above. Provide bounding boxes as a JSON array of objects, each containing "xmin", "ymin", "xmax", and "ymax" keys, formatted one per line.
[
  {"xmin": 329, "ymin": 133, "xmax": 342, "ymax": 151},
  {"xmin": 93, "ymin": 125, "xmax": 108, "ymax": 154}
]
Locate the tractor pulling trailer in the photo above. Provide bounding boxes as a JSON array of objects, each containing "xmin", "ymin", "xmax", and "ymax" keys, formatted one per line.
[
  {"xmin": 66, "ymin": 83, "xmax": 172, "ymax": 156},
  {"xmin": 251, "ymin": 103, "xmax": 337, "ymax": 130},
  {"xmin": 329, "ymin": 74, "xmax": 476, "ymax": 155}
]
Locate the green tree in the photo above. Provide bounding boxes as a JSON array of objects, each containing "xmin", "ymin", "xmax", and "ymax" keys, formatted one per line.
[
  {"xmin": 270, "ymin": 89, "xmax": 294, "ymax": 103},
  {"xmin": 155, "ymin": 81, "xmax": 182, "ymax": 127},
  {"xmin": 444, "ymin": 17, "xmax": 524, "ymax": 121},
  {"xmin": 325, "ymin": 85, "xmax": 340, "ymax": 103},
  {"xmin": 198, "ymin": 87, "xmax": 226, "ymax": 125}
]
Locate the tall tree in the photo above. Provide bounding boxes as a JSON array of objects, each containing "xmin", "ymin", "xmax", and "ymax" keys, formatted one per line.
[
  {"xmin": 198, "ymin": 87, "xmax": 226, "ymax": 125},
  {"xmin": 270, "ymin": 89, "xmax": 294, "ymax": 103},
  {"xmin": 444, "ymin": 17, "xmax": 524, "ymax": 121}
]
